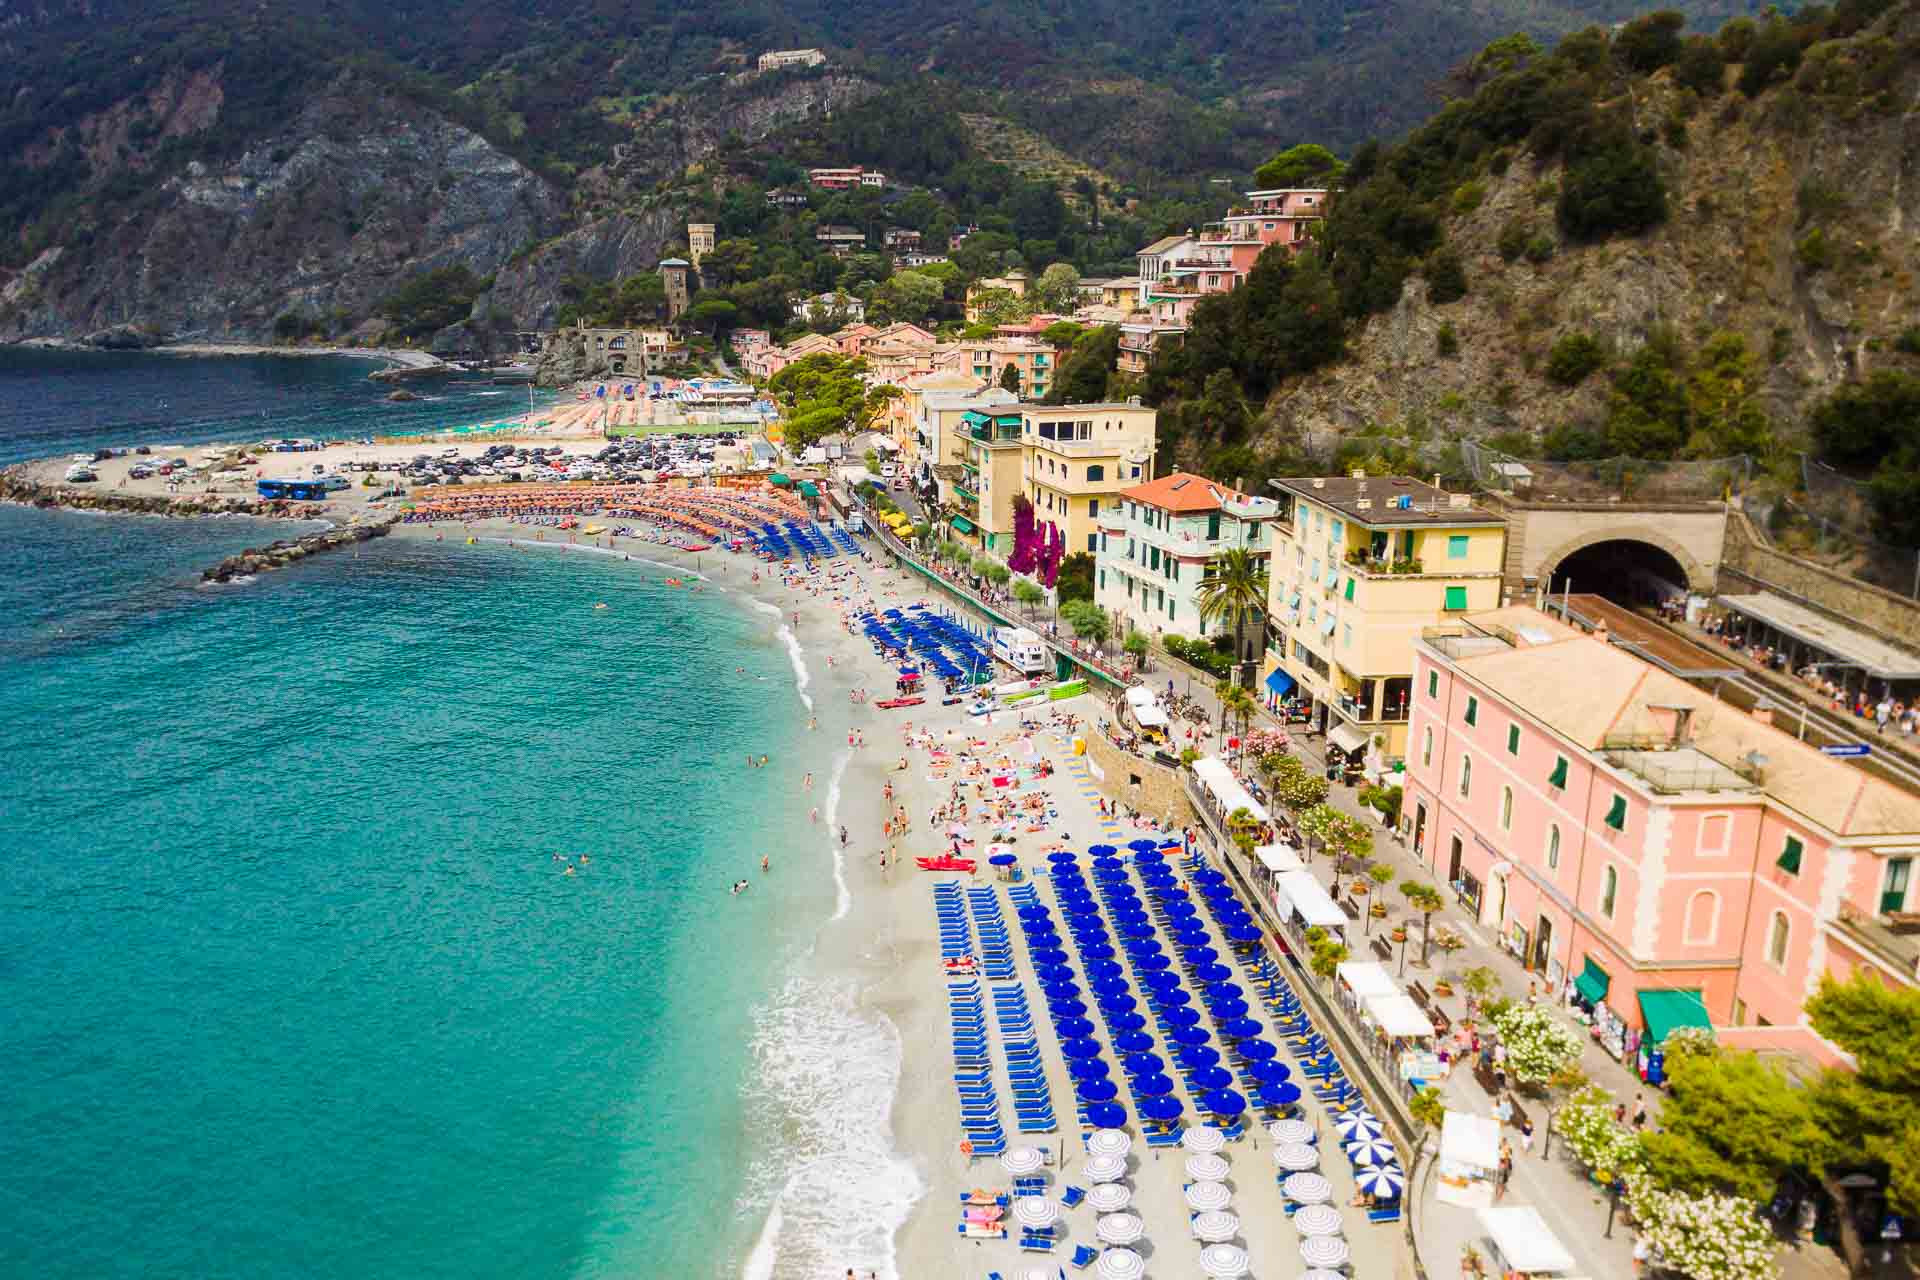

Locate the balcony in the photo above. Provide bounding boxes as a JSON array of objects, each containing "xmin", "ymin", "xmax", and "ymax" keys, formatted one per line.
[{"xmin": 1830, "ymin": 902, "xmax": 1920, "ymax": 983}]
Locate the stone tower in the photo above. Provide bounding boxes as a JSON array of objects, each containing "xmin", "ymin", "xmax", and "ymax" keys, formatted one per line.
[
  {"xmin": 687, "ymin": 223, "xmax": 715, "ymax": 269},
  {"xmin": 659, "ymin": 258, "xmax": 691, "ymax": 322}
]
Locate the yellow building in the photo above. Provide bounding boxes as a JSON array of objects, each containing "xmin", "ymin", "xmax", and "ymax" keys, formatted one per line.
[
  {"xmin": 1021, "ymin": 401, "xmax": 1158, "ymax": 556},
  {"xmin": 959, "ymin": 337, "xmax": 1057, "ymax": 400},
  {"xmin": 950, "ymin": 399, "xmax": 1158, "ymax": 556},
  {"xmin": 1262, "ymin": 475, "xmax": 1506, "ymax": 762},
  {"xmin": 964, "ymin": 271, "xmax": 1031, "ymax": 323}
]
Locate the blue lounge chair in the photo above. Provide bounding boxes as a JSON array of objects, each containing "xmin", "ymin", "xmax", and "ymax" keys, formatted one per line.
[
  {"xmin": 1070, "ymin": 1243, "xmax": 1099, "ymax": 1268},
  {"xmin": 1060, "ymin": 1185, "xmax": 1086, "ymax": 1209}
]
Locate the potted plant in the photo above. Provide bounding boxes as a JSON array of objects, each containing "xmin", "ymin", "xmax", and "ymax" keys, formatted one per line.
[
  {"xmin": 1370, "ymin": 900, "xmax": 1389, "ymax": 919},
  {"xmin": 1390, "ymin": 926, "xmax": 1408, "ymax": 944}
]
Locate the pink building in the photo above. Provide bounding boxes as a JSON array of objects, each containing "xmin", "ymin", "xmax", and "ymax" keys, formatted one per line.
[
  {"xmin": 1402, "ymin": 606, "xmax": 1920, "ymax": 1068},
  {"xmin": 1221, "ymin": 188, "xmax": 1328, "ymax": 249}
]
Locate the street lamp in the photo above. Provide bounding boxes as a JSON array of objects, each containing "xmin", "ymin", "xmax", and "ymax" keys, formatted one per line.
[{"xmin": 1603, "ymin": 1178, "xmax": 1623, "ymax": 1238}]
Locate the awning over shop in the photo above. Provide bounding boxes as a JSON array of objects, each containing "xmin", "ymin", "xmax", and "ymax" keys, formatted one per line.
[
  {"xmin": 1265, "ymin": 668, "xmax": 1295, "ymax": 696},
  {"xmin": 1335, "ymin": 960, "xmax": 1399, "ymax": 999},
  {"xmin": 1255, "ymin": 844, "xmax": 1302, "ymax": 873},
  {"xmin": 1478, "ymin": 1206, "xmax": 1575, "ymax": 1274},
  {"xmin": 1134, "ymin": 704, "xmax": 1170, "ymax": 729},
  {"xmin": 1274, "ymin": 870, "xmax": 1347, "ymax": 928},
  {"xmin": 1574, "ymin": 956, "xmax": 1611, "ymax": 1005},
  {"xmin": 769, "ymin": 473, "xmax": 791, "ymax": 487},
  {"xmin": 1638, "ymin": 989, "xmax": 1713, "ymax": 1044},
  {"xmin": 950, "ymin": 515, "xmax": 974, "ymax": 534},
  {"xmin": 1716, "ymin": 591, "xmax": 1920, "ymax": 680},
  {"xmin": 1367, "ymin": 993, "xmax": 1437, "ymax": 1039},
  {"xmin": 1327, "ymin": 723, "xmax": 1369, "ymax": 756},
  {"xmin": 1440, "ymin": 1111, "xmax": 1500, "ymax": 1169},
  {"xmin": 798, "ymin": 480, "xmax": 820, "ymax": 498}
]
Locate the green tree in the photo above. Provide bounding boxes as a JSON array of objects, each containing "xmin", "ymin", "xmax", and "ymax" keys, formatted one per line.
[
  {"xmin": 1124, "ymin": 630, "xmax": 1150, "ymax": 667},
  {"xmin": 1807, "ymin": 974, "xmax": 1920, "ymax": 1220},
  {"xmin": 1614, "ymin": 10, "xmax": 1686, "ymax": 73},
  {"xmin": 1738, "ymin": 19, "xmax": 1804, "ymax": 97},
  {"xmin": 1424, "ymin": 247, "xmax": 1468, "ymax": 304},
  {"xmin": 1196, "ymin": 547, "xmax": 1269, "ymax": 681},
  {"xmin": 1039, "ymin": 321, "xmax": 1086, "ymax": 348},
  {"xmin": 1012, "ymin": 577, "xmax": 1045, "ymax": 616},
  {"xmin": 1253, "ymin": 143, "xmax": 1345, "ymax": 190},
  {"xmin": 1046, "ymin": 326, "xmax": 1121, "ymax": 405},
  {"xmin": 1409, "ymin": 1085, "xmax": 1447, "ymax": 1133},
  {"xmin": 1811, "ymin": 372, "xmax": 1920, "ymax": 469},
  {"xmin": 1034, "ymin": 262, "xmax": 1083, "ymax": 313},
  {"xmin": 1399, "ymin": 880, "xmax": 1446, "ymax": 967},
  {"xmin": 1056, "ymin": 551, "xmax": 1096, "ymax": 603},
  {"xmin": 1673, "ymin": 37, "xmax": 1727, "ymax": 96},
  {"xmin": 685, "ymin": 297, "xmax": 738, "ymax": 335},
  {"xmin": 1546, "ymin": 332, "xmax": 1606, "ymax": 387},
  {"xmin": 876, "ymin": 270, "xmax": 944, "ymax": 323},
  {"xmin": 1557, "ymin": 138, "xmax": 1667, "ymax": 242},
  {"xmin": 998, "ymin": 364, "xmax": 1023, "ymax": 396}
]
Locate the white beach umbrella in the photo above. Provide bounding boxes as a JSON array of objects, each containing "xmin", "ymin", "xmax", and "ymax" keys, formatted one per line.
[
  {"xmin": 1184, "ymin": 1179, "xmax": 1232, "ymax": 1213},
  {"xmin": 1087, "ymin": 1182, "xmax": 1132, "ymax": 1213},
  {"xmin": 1293, "ymin": 1203, "xmax": 1344, "ymax": 1237},
  {"xmin": 1087, "ymin": 1128, "xmax": 1132, "ymax": 1159},
  {"xmin": 1001, "ymin": 1147, "xmax": 1045, "ymax": 1175},
  {"xmin": 1191, "ymin": 1210, "xmax": 1240, "ymax": 1243},
  {"xmin": 1198, "ymin": 1242, "xmax": 1251, "ymax": 1278},
  {"xmin": 1281, "ymin": 1171, "xmax": 1333, "ymax": 1205},
  {"xmin": 1096, "ymin": 1212, "xmax": 1146, "ymax": 1245},
  {"xmin": 1096, "ymin": 1247, "xmax": 1146, "ymax": 1280},
  {"xmin": 1301, "ymin": 1271, "xmax": 1347, "ymax": 1280},
  {"xmin": 1180, "ymin": 1125, "xmax": 1225, "ymax": 1154},
  {"xmin": 1272, "ymin": 1141, "xmax": 1319, "ymax": 1171},
  {"xmin": 1013, "ymin": 1196, "xmax": 1061, "ymax": 1228},
  {"xmin": 1266, "ymin": 1118, "xmax": 1315, "ymax": 1145},
  {"xmin": 1185, "ymin": 1153, "xmax": 1230, "ymax": 1182},
  {"xmin": 1334, "ymin": 1111, "xmax": 1383, "ymax": 1141},
  {"xmin": 1300, "ymin": 1235, "xmax": 1351, "ymax": 1269},
  {"xmin": 1345, "ymin": 1137, "xmax": 1397, "ymax": 1167},
  {"xmin": 1085, "ymin": 1154, "xmax": 1128, "ymax": 1183}
]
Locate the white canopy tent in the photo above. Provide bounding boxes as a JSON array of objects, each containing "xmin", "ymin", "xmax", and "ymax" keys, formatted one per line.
[
  {"xmin": 1273, "ymin": 869, "xmax": 1347, "ymax": 928},
  {"xmin": 1441, "ymin": 1112, "xmax": 1500, "ymax": 1168},
  {"xmin": 1335, "ymin": 960, "xmax": 1399, "ymax": 999},
  {"xmin": 1255, "ymin": 844, "xmax": 1303, "ymax": 873},
  {"xmin": 1192, "ymin": 756, "xmax": 1272, "ymax": 825},
  {"xmin": 1478, "ymin": 1206, "xmax": 1577, "ymax": 1274},
  {"xmin": 1367, "ymin": 993, "xmax": 1437, "ymax": 1039},
  {"xmin": 1133, "ymin": 703, "xmax": 1169, "ymax": 729}
]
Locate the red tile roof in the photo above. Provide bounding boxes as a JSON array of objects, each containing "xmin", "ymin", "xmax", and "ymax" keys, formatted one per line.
[{"xmin": 1119, "ymin": 472, "xmax": 1245, "ymax": 513}]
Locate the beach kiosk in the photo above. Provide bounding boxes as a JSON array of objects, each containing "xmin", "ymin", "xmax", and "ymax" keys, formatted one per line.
[
  {"xmin": 1124, "ymin": 686, "xmax": 1172, "ymax": 743},
  {"xmin": 1270, "ymin": 869, "xmax": 1348, "ymax": 940},
  {"xmin": 1475, "ymin": 1205, "xmax": 1584, "ymax": 1279},
  {"xmin": 1437, "ymin": 1111, "xmax": 1501, "ymax": 1209}
]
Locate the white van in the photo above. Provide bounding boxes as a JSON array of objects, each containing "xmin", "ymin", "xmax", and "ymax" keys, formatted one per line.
[{"xmin": 992, "ymin": 625, "xmax": 1050, "ymax": 676}]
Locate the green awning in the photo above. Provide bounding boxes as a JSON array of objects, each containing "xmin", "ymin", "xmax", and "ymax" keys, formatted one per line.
[
  {"xmin": 950, "ymin": 515, "xmax": 975, "ymax": 534},
  {"xmin": 1574, "ymin": 956, "xmax": 1611, "ymax": 1005},
  {"xmin": 1638, "ymin": 989, "xmax": 1713, "ymax": 1044},
  {"xmin": 769, "ymin": 473, "xmax": 791, "ymax": 487},
  {"xmin": 798, "ymin": 480, "xmax": 820, "ymax": 498}
]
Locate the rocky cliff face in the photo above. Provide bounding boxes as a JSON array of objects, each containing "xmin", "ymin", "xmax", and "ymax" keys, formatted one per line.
[
  {"xmin": 1255, "ymin": 39, "xmax": 1920, "ymax": 458},
  {"xmin": 480, "ymin": 208, "xmax": 683, "ymax": 332},
  {"xmin": 0, "ymin": 72, "xmax": 567, "ymax": 342}
]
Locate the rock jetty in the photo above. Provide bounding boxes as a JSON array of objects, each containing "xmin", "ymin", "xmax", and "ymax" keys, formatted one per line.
[
  {"xmin": 0, "ymin": 471, "xmax": 323, "ymax": 519},
  {"xmin": 201, "ymin": 516, "xmax": 397, "ymax": 583}
]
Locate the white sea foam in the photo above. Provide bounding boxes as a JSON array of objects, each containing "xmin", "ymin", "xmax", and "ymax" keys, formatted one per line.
[
  {"xmin": 777, "ymin": 622, "xmax": 812, "ymax": 713},
  {"xmin": 738, "ymin": 972, "xmax": 923, "ymax": 1280},
  {"xmin": 823, "ymin": 749, "xmax": 851, "ymax": 922}
]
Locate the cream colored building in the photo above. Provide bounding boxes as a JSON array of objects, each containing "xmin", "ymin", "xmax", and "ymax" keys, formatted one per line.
[
  {"xmin": 687, "ymin": 223, "xmax": 715, "ymax": 268},
  {"xmin": 1020, "ymin": 401, "xmax": 1158, "ymax": 556},
  {"xmin": 1094, "ymin": 473, "xmax": 1280, "ymax": 649},
  {"xmin": 758, "ymin": 48, "xmax": 826, "ymax": 71},
  {"xmin": 964, "ymin": 271, "xmax": 1031, "ymax": 323},
  {"xmin": 1262, "ymin": 474, "xmax": 1507, "ymax": 760},
  {"xmin": 959, "ymin": 337, "xmax": 1058, "ymax": 400}
]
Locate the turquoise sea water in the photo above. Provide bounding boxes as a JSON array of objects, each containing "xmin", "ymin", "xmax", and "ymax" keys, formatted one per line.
[{"xmin": 0, "ymin": 355, "xmax": 903, "ymax": 1279}]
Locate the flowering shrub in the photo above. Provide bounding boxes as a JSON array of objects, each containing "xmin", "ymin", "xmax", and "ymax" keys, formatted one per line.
[
  {"xmin": 1244, "ymin": 729, "xmax": 1289, "ymax": 758},
  {"xmin": 1627, "ymin": 1185, "xmax": 1778, "ymax": 1280},
  {"xmin": 1556, "ymin": 1085, "xmax": 1647, "ymax": 1178},
  {"xmin": 1489, "ymin": 1003, "xmax": 1584, "ymax": 1085}
]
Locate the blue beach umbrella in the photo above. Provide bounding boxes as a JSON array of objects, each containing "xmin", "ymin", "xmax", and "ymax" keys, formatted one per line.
[
  {"xmin": 1335, "ymin": 1111, "xmax": 1382, "ymax": 1141},
  {"xmin": 1202, "ymin": 1088, "xmax": 1247, "ymax": 1117},
  {"xmin": 1203, "ymin": 981, "xmax": 1243, "ymax": 1001},
  {"xmin": 1194, "ymin": 962, "xmax": 1233, "ymax": 983},
  {"xmin": 1062, "ymin": 1037, "xmax": 1104, "ymax": 1060},
  {"xmin": 989, "ymin": 852, "xmax": 1017, "ymax": 867},
  {"xmin": 1221, "ymin": 1017, "xmax": 1265, "ymax": 1039},
  {"xmin": 1163, "ymin": 901, "xmax": 1198, "ymax": 920},
  {"xmin": 1056, "ymin": 1017, "xmax": 1097, "ymax": 1039},
  {"xmin": 1134, "ymin": 953, "xmax": 1172, "ymax": 973},
  {"xmin": 1170, "ymin": 1025, "xmax": 1212, "ymax": 1047},
  {"xmin": 1108, "ymin": 1012, "xmax": 1148, "ymax": 1033},
  {"xmin": 1190, "ymin": 1065, "xmax": 1234, "ymax": 1091},
  {"xmin": 1069, "ymin": 1057, "xmax": 1111, "ymax": 1080},
  {"xmin": 1172, "ymin": 930, "xmax": 1210, "ymax": 950},
  {"xmin": 1134, "ymin": 1073, "xmax": 1177, "ymax": 1097},
  {"xmin": 1113, "ymin": 905, "xmax": 1150, "ymax": 923},
  {"xmin": 1018, "ymin": 903, "xmax": 1052, "ymax": 920},
  {"xmin": 1036, "ymin": 963, "xmax": 1076, "ymax": 983},
  {"xmin": 1123, "ymin": 1051, "xmax": 1165, "ymax": 1076},
  {"xmin": 1248, "ymin": 1059, "xmax": 1292, "ymax": 1085},
  {"xmin": 1227, "ymin": 924, "xmax": 1263, "ymax": 943},
  {"xmin": 1032, "ymin": 947, "xmax": 1069, "ymax": 967},
  {"xmin": 1084, "ymin": 1102, "xmax": 1129, "ymax": 1130},
  {"xmin": 1115, "ymin": 1030, "xmax": 1155, "ymax": 1053},
  {"xmin": 1254, "ymin": 1082, "xmax": 1301, "ymax": 1110},
  {"xmin": 1026, "ymin": 929, "xmax": 1063, "ymax": 948},
  {"xmin": 1043, "ymin": 981, "xmax": 1081, "ymax": 1000},
  {"xmin": 1047, "ymin": 850, "xmax": 1080, "ymax": 864},
  {"xmin": 1085, "ymin": 959, "xmax": 1125, "ymax": 981},
  {"xmin": 1236, "ymin": 1038, "xmax": 1279, "ymax": 1063},
  {"xmin": 1211, "ymin": 998, "xmax": 1251, "ymax": 1021},
  {"xmin": 1139, "ymin": 1094, "xmax": 1183, "ymax": 1122},
  {"xmin": 1080, "ymin": 943, "xmax": 1116, "ymax": 962},
  {"xmin": 1215, "ymin": 906, "xmax": 1253, "ymax": 925},
  {"xmin": 1355, "ymin": 1163, "xmax": 1405, "ymax": 1199},
  {"xmin": 1092, "ymin": 856, "xmax": 1124, "ymax": 870},
  {"xmin": 1127, "ymin": 838, "xmax": 1160, "ymax": 853},
  {"xmin": 1123, "ymin": 936, "xmax": 1163, "ymax": 956},
  {"xmin": 1155, "ymin": 987, "xmax": 1192, "ymax": 1008},
  {"xmin": 1177, "ymin": 1045, "xmax": 1221, "ymax": 1070},
  {"xmin": 1076, "ymin": 1078, "xmax": 1120, "ymax": 1103},
  {"xmin": 1091, "ymin": 977, "xmax": 1130, "ymax": 997},
  {"xmin": 1347, "ymin": 1138, "xmax": 1396, "ymax": 1167},
  {"xmin": 1163, "ymin": 1006, "xmax": 1201, "ymax": 1029},
  {"xmin": 1098, "ymin": 994, "xmax": 1138, "ymax": 1016},
  {"xmin": 1088, "ymin": 844, "xmax": 1119, "ymax": 856},
  {"xmin": 1117, "ymin": 921, "xmax": 1154, "ymax": 941},
  {"xmin": 1049, "ymin": 999, "xmax": 1088, "ymax": 1019},
  {"xmin": 1134, "ymin": 845, "xmax": 1167, "ymax": 860},
  {"xmin": 1143, "ymin": 970, "xmax": 1182, "ymax": 992}
]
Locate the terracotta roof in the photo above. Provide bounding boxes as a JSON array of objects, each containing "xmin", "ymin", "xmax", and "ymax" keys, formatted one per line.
[{"xmin": 1120, "ymin": 471, "xmax": 1245, "ymax": 514}]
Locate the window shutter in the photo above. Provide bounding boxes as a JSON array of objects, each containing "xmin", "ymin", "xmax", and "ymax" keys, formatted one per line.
[
  {"xmin": 1444, "ymin": 585, "xmax": 1468, "ymax": 611},
  {"xmin": 1507, "ymin": 724, "xmax": 1520, "ymax": 755},
  {"xmin": 1464, "ymin": 697, "xmax": 1478, "ymax": 727},
  {"xmin": 1548, "ymin": 756, "xmax": 1569, "ymax": 789},
  {"xmin": 1605, "ymin": 794, "xmax": 1627, "ymax": 831},
  {"xmin": 1777, "ymin": 835, "xmax": 1804, "ymax": 874},
  {"xmin": 1344, "ymin": 577, "xmax": 1355, "ymax": 601}
]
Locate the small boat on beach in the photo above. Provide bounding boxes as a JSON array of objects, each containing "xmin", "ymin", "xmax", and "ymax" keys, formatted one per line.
[{"xmin": 876, "ymin": 695, "xmax": 925, "ymax": 710}]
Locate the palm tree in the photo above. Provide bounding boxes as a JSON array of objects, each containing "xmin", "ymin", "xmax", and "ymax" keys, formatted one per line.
[
  {"xmin": 1399, "ymin": 880, "xmax": 1446, "ymax": 969},
  {"xmin": 1215, "ymin": 679, "xmax": 1257, "ymax": 757},
  {"xmin": 1196, "ymin": 547, "xmax": 1269, "ymax": 688}
]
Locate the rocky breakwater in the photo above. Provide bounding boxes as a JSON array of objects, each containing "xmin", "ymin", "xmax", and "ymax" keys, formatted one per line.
[
  {"xmin": 0, "ymin": 470, "xmax": 306, "ymax": 518},
  {"xmin": 200, "ymin": 515, "xmax": 397, "ymax": 583}
]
